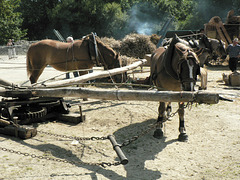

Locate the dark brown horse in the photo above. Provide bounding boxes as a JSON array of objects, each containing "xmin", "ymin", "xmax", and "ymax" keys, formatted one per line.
[
  {"xmin": 27, "ymin": 34, "xmax": 122, "ymax": 84},
  {"xmin": 164, "ymin": 35, "xmax": 227, "ymax": 67},
  {"xmin": 150, "ymin": 35, "xmax": 201, "ymax": 141}
]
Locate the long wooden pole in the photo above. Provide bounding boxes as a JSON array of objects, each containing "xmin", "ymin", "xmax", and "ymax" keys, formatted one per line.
[
  {"xmin": 36, "ymin": 59, "xmax": 147, "ymax": 88},
  {"xmin": 28, "ymin": 87, "xmax": 219, "ymax": 104}
]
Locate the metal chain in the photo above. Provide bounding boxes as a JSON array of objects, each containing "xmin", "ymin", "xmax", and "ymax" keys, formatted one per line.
[
  {"xmin": 38, "ymin": 130, "xmax": 108, "ymax": 141},
  {"xmin": 0, "ymin": 146, "xmax": 120, "ymax": 168},
  {"xmin": 166, "ymin": 101, "xmax": 193, "ymax": 120},
  {"xmin": 1, "ymin": 101, "xmax": 195, "ymax": 167},
  {"xmin": 0, "ymin": 130, "xmax": 121, "ymax": 167},
  {"xmin": 120, "ymin": 101, "xmax": 194, "ymax": 147},
  {"xmin": 121, "ymin": 122, "xmax": 159, "ymax": 147}
]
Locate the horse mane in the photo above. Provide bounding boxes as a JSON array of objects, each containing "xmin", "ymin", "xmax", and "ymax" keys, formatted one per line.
[
  {"xmin": 175, "ymin": 42, "xmax": 200, "ymax": 63},
  {"xmin": 95, "ymin": 36, "xmax": 117, "ymax": 56},
  {"xmin": 83, "ymin": 34, "xmax": 117, "ymax": 56}
]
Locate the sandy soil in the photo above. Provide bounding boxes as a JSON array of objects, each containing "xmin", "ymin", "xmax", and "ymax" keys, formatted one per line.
[{"xmin": 0, "ymin": 55, "xmax": 239, "ymax": 180}]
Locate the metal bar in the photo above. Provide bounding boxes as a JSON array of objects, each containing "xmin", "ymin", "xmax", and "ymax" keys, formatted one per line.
[
  {"xmin": 157, "ymin": 16, "xmax": 174, "ymax": 47},
  {"xmin": 108, "ymin": 135, "xmax": 128, "ymax": 165},
  {"xmin": 53, "ymin": 29, "xmax": 65, "ymax": 42},
  {"xmin": 92, "ymin": 32, "xmax": 99, "ymax": 63}
]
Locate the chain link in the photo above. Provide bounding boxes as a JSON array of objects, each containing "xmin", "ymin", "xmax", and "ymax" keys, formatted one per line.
[
  {"xmin": 38, "ymin": 130, "xmax": 108, "ymax": 141},
  {"xmin": 1, "ymin": 101, "xmax": 195, "ymax": 167},
  {"xmin": 0, "ymin": 130, "xmax": 119, "ymax": 168},
  {"xmin": 120, "ymin": 101, "xmax": 194, "ymax": 147},
  {"xmin": 121, "ymin": 122, "xmax": 159, "ymax": 147},
  {"xmin": 0, "ymin": 146, "xmax": 120, "ymax": 167},
  {"xmin": 166, "ymin": 101, "xmax": 193, "ymax": 120}
]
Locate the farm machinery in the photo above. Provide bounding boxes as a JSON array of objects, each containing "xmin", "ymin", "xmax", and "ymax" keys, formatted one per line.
[
  {"xmin": 204, "ymin": 9, "xmax": 240, "ymax": 65},
  {"xmin": 0, "ymin": 82, "xmax": 71, "ymax": 139}
]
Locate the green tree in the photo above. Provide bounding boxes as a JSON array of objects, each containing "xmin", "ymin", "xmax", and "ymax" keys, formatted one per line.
[
  {"xmin": 50, "ymin": 0, "xmax": 129, "ymax": 39},
  {"xmin": 20, "ymin": 0, "xmax": 59, "ymax": 40},
  {"xmin": 181, "ymin": 0, "xmax": 240, "ymax": 30},
  {"xmin": 0, "ymin": 0, "xmax": 26, "ymax": 45}
]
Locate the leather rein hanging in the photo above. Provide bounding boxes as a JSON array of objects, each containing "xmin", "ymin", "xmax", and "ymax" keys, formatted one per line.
[
  {"xmin": 65, "ymin": 42, "xmax": 76, "ymax": 71},
  {"xmin": 89, "ymin": 32, "xmax": 108, "ymax": 69}
]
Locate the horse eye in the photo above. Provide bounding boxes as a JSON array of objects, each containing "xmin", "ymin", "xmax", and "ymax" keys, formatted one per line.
[{"xmin": 188, "ymin": 59, "xmax": 194, "ymax": 66}]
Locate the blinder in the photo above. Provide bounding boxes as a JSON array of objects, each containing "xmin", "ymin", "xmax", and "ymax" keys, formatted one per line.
[{"xmin": 177, "ymin": 53, "xmax": 200, "ymax": 88}]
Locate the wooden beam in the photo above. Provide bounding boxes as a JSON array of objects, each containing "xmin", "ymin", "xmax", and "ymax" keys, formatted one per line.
[
  {"xmin": 36, "ymin": 59, "xmax": 147, "ymax": 88},
  {"xmin": 30, "ymin": 87, "xmax": 219, "ymax": 104}
]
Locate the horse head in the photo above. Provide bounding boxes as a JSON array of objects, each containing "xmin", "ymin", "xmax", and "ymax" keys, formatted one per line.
[
  {"xmin": 94, "ymin": 37, "xmax": 126, "ymax": 82},
  {"xmin": 194, "ymin": 47, "xmax": 212, "ymax": 67},
  {"xmin": 207, "ymin": 38, "xmax": 227, "ymax": 60},
  {"xmin": 175, "ymin": 43, "xmax": 200, "ymax": 91}
]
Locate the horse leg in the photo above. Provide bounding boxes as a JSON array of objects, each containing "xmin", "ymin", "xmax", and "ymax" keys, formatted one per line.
[
  {"xmin": 153, "ymin": 102, "xmax": 166, "ymax": 139},
  {"xmin": 178, "ymin": 102, "xmax": 188, "ymax": 141},
  {"xmin": 166, "ymin": 102, "xmax": 172, "ymax": 118},
  {"xmin": 29, "ymin": 67, "xmax": 45, "ymax": 84},
  {"xmin": 199, "ymin": 67, "xmax": 207, "ymax": 90}
]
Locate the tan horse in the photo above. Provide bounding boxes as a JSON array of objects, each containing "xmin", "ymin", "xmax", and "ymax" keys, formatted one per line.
[
  {"xmin": 27, "ymin": 34, "xmax": 122, "ymax": 84},
  {"xmin": 151, "ymin": 36, "xmax": 200, "ymax": 141}
]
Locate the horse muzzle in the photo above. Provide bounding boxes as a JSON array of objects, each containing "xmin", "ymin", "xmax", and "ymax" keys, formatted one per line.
[{"xmin": 181, "ymin": 78, "xmax": 196, "ymax": 91}]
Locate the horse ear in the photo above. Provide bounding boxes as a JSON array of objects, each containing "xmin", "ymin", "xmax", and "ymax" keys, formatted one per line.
[
  {"xmin": 175, "ymin": 44, "xmax": 184, "ymax": 56},
  {"xmin": 173, "ymin": 34, "xmax": 180, "ymax": 41}
]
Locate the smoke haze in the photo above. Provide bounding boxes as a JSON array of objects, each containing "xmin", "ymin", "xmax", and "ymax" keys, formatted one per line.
[{"xmin": 126, "ymin": 3, "xmax": 169, "ymax": 35}]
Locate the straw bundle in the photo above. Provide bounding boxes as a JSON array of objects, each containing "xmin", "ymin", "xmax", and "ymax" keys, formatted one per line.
[
  {"xmin": 120, "ymin": 33, "xmax": 156, "ymax": 58},
  {"xmin": 120, "ymin": 55, "xmax": 137, "ymax": 66},
  {"xmin": 100, "ymin": 37, "xmax": 121, "ymax": 53}
]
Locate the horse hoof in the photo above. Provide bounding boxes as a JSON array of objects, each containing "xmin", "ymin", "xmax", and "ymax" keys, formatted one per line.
[
  {"xmin": 153, "ymin": 129, "xmax": 163, "ymax": 139},
  {"xmin": 178, "ymin": 133, "xmax": 188, "ymax": 142}
]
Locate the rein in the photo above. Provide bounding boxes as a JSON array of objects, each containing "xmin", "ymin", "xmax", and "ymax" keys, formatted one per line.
[{"xmin": 88, "ymin": 34, "xmax": 109, "ymax": 69}]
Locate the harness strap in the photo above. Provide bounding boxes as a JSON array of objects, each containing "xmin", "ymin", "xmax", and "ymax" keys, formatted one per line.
[
  {"xmin": 88, "ymin": 33, "xmax": 102, "ymax": 67},
  {"xmin": 163, "ymin": 36, "xmax": 180, "ymax": 80},
  {"xmin": 92, "ymin": 32, "xmax": 101, "ymax": 66},
  {"xmin": 65, "ymin": 43, "xmax": 76, "ymax": 70}
]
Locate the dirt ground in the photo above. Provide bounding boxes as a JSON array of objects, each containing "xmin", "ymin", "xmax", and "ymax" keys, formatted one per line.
[{"xmin": 0, "ymin": 55, "xmax": 239, "ymax": 180}]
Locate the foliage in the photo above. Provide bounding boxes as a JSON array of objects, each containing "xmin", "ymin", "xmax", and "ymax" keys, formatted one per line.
[
  {"xmin": 2, "ymin": 0, "xmax": 239, "ymax": 41},
  {"xmin": 20, "ymin": 0, "xmax": 59, "ymax": 40},
  {"xmin": 0, "ymin": 0, "xmax": 26, "ymax": 45}
]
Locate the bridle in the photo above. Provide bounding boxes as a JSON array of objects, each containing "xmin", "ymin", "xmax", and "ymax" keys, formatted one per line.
[
  {"xmin": 175, "ymin": 46, "xmax": 199, "ymax": 89},
  {"xmin": 88, "ymin": 33, "xmax": 119, "ymax": 70}
]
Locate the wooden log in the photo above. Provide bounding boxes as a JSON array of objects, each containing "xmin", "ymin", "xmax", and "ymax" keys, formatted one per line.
[
  {"xmin": 0, "ymin": 78, "xmax": 14, "ymax": 87},
  {"xmin": 0, "ymin": 119, "xmax": 11, "ymax": 127},
  {"xmin": 31, "ymin": 87, "xmax": 219, "ymax": 104},
  {"xmin": 0, "ymin": 125, "xmax": 37, "ymax": 139},
  {"xmin": 36, "ymin": 59, "xmax": 147, "ymax": 88}
]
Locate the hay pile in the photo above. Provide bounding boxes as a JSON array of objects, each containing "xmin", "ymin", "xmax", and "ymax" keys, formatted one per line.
[
  {"xmin": 120, "ymin": 33, "xmax": 156, "ymax": 58},
  {"xmin": 100, "ymin": 33, "xmax": 158, "ymax": 65},
  {"xmin": 100, "ymin": 37, "xmax": 121, "ymax": 53},
  {"xmin": 150, "ymin": 34, "xmax": 161, "ymax": 45},
  {"xmin": 120, "ymin": 55, "xmax": 137, "ymax": 66}
]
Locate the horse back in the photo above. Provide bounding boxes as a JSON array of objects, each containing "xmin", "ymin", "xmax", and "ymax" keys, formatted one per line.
[
  {"xmin": 150, "ymin": 47, "xmax": 182, "ymax": 91},
  {"xmin": 150, "ymin": 47, "xmax": 166, "ymax": 75}
]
